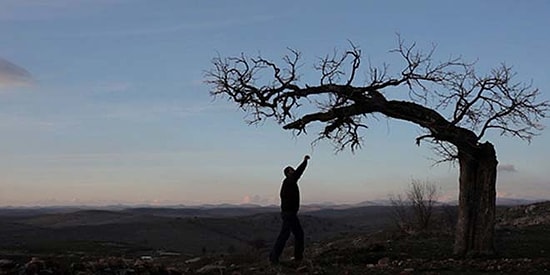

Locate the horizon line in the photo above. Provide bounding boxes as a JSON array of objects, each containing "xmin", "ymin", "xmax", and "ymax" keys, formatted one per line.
[{"xmin": 1, "ymin": 197, "xmax": 547, "ymax": 209}]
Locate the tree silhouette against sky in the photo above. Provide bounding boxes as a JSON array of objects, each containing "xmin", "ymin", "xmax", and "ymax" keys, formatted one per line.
[{"xmin": 206, "ymin": 36, "xmax": 549, "ymax": 256}]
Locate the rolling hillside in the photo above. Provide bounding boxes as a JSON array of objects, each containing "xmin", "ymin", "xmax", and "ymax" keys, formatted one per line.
[
  {"xmin": 0, "ymin": 206, "xmax": 388, "ymax": 256},
  {"xmin": 1, "ymin": 202, "xmax": 550, "ymax": 274}
]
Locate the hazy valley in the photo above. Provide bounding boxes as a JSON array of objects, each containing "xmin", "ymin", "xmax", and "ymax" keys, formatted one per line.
[
  {"xmin": 0, "ymin": 204, "xmax": 394, "ymax": 257},
  {"xmin": 2, "ymin": 200, "xmax": 550, "ymax": 274}
]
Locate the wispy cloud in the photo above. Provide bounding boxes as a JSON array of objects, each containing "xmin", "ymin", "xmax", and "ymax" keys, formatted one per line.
[
  {"xmin": 98, "ymin": 101, "xmax": 229, "ymax": 121},
  {"xmin": 498, "ymin": 164, "xmax": 518, "ymax": 173},
  {"xmin": 0, "ymin": 0, "xmax": 122, "ymax": 21},
  {"xmin": 0, "ymin": 114, "xmax": 75, "ymax": 132},
  {"xmin": 93, "ymin": 81, "xmax": 132, "ymax": 93},
  {"xmin": 11, "ymin": 151, "xmax": 189, "ymax": 163},
  {"xmin": 51, "ymin": 15, "xmax": 281, "ymax": 38},
  {"xmin": 0, "ymin": 57, "xmax": 33, "ymax": 87}
]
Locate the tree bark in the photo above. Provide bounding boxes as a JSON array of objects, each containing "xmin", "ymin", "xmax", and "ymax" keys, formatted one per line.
[{"xmin": 454, "ymin": 142, "xmax": 497, "ymax": 257}]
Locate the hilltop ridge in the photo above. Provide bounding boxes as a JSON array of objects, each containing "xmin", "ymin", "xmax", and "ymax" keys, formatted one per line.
[{"xmin": 1, "ymin": 201, "xmax": 549, "ymax": 274}]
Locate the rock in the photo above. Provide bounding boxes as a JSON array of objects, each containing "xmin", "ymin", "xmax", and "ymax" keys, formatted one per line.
[
  {"xmin": 525, "ymin": 205, "xmax": 537, "ymax": 214},
  {"xmin": 166, "ymin": 267, "xmax": 182, "ymax": 275},
  {"xmin": 70, "ymin": 262, "xmax": 86, "ymax": 272},
  {"xmin": 185, "ymin": 257, "xmax": 201, "ymax": 264},
  {"xmin": 196, "ymin": 264, "xmax": 226, "ymax": 273},
  {"xmin": 400, "ymin": 268, "xmax": 414, "ymax": 274},
  {"xmin": 158, "ymin": 251, "xmax": 181, "ymax": 256},
  {"xmin": 352, "ymin": 237, "xmax": 366, "ymax": 246},
  {"xmin": 25, "ymin": 257, "xmax": 46, "ymax": 274},
  {"xmin": 296, "ymin": 265, "xmax": 308, "ymax": 273},
  {"xmin": 0, "ymin": 259, "xmax": 15, "ymax": 269},
  {"xmin": 140, "ymin": 256, "xmax": 153, "ymax": 261},
  {"xmin": 377, "ymin": 257, "xmax": 390, "ymax": 267}
]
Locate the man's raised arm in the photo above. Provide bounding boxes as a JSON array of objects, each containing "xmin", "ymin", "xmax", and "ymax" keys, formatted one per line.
[{"xmin": 292, "ymin": 155, "xmax": 310, "ymax": 180}]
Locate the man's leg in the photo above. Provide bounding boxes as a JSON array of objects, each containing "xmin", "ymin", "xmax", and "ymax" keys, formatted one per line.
[
  {"xmin": 269, "ymin": 214, "xmax": 291, "ymax": 263},
  {"xmin": 290, "ymin": 215, "xmax": 304, "ymax": 261}
]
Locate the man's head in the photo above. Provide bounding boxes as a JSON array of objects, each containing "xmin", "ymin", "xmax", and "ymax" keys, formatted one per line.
[{"xmin": 284, "ymin": 166, "xmax": 295, "ymax": 177}]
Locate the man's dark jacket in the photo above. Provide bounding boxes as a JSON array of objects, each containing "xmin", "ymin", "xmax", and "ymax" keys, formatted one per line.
[{"xmin": 280, "ymin": 159, "xmax": 308, "ymax": 213}]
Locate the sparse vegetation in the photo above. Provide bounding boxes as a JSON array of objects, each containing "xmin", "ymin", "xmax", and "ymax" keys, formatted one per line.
[{"xmin": 389, "ymin": 180, "xmax": 440, "ymax": 233}]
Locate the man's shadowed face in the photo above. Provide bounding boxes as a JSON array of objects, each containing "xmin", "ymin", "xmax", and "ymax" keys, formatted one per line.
[{"xmin": 284, "ymin": 166, "xmax": 295, "ymax": 178}]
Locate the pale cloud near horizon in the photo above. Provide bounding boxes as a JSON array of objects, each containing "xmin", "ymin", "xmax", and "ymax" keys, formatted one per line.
[
  {"xmin": 241, "ymin": 194, "xmax": 276, "ymax": 205},
  {"xmin": 498, "ymin": 164, "xmax": 518, "ymax": 173},
  {"xmin": 0, "ymin": 57, "xmax": 33, "ymax": 88}
]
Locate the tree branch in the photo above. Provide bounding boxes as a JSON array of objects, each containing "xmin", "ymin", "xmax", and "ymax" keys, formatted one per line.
[{"xmin": 206, "ymin": 36, "xmax": 548, "ymax": 158}]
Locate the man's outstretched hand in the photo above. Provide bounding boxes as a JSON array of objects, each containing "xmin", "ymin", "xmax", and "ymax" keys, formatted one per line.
[{"xmin": 304, "ymin": 155, "xmax": 310, "ymax": 161}]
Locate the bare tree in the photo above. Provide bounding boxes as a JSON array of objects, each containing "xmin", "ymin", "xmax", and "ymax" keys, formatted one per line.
[
  {"xmin": 206, "ymin": 36, "xmax": 549, "ymax": 256},
  {"xmin": 388, "ymin": 193, "xmax": 412, "ymax": 233},
  {"xmin": 389, "ymin": 180, "xmax": 439, "ymax": 232},
  {"xmin": 408, "ymin": 180, "xmax": 438, "ymax": 231}
]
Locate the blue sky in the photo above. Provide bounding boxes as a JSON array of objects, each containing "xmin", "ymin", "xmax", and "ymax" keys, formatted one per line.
[{"xmin": 0, "ymin": 0, "xmax": 549, "ymax": 206}]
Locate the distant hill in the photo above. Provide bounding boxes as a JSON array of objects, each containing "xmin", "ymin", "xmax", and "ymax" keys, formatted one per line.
[
  {"xmin": 2, "ymin": 201, "xmax": 550, "ymax": 274},
  {"xmin": 0, "ymin": 206, "xmax": 374, "ymax": 256},
  {"xmin": 122, "ymin": 206, "xmax": 279, "ymax": 218},
  {"xmin": 496, "ymin": 197, "xmax": 546, "ymax": 206}
]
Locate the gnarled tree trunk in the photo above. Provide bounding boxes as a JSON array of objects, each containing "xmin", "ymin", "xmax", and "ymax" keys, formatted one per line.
[{"xmin": 454, "ymin": 142, "xmax": 497, "ymax": 257}]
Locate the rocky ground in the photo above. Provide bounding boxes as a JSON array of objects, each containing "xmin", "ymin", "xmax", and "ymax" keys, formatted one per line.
[
  {"xmin": 497, "ymin": 200, "xmax": 550, "ymax": 228},
  {"xmin": 1, "ymin": 201, "xmax": 550, "ymax": 274}
]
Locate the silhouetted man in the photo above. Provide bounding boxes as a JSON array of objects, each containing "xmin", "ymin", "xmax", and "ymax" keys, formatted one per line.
[{"xmin": 269, "ymin": 155, "xmax": 310, "ymax": 264}]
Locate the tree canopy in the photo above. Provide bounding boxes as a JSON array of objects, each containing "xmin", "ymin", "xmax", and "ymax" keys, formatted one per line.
[{"xmin": 206, "ymin": 37, "xmax": 548, "ymax": 160}]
